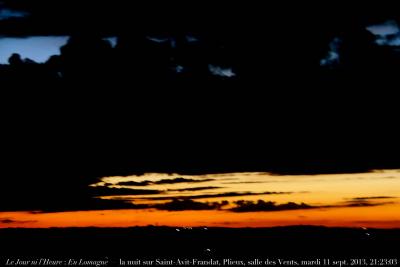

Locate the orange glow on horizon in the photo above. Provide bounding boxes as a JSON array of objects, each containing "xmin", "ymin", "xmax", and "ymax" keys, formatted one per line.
[
  {"xmin": 1, "ymin": 203, "xmax": 399, "ymax": 229},
  {"xmin": 1, "ymin": 170, "xmax": 399, "ymax": 229}
]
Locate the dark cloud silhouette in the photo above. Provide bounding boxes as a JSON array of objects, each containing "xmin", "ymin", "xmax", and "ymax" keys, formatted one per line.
[
  {"xmin": 338, "ymin": 196, "xmax": 398, "ymax": 208},
  {"xmin": 343, "ymin": 202, "xmax": 392, "ymax": 207},
  {"xmin": 0, "ymin": 218, "xmax": 36, "ymax": 224},
  {"xmin": 350, "ymin": 196, "xmax": 397, "ymax": 200},
  {"xmin": 34, "ymin": 198, "xmax": 150, "ymax": 213},
  {"xmin": 341, "ymin": 200, "xmax": 395, "ymax": 208},
  {"xmin": 117, "ymin": 181, "xmax": 152, "ymax": 186},
  {"xmin": 90, "ymin": 186, "xmax": 162, "ymax": 196},
  {"xmin": 117, "ymin": 178, "xmax": 214, "ymax": 187},
  {"xmin": 230, "ymin": 200, "xmax": 314, "ymax": 212},
  {"xmin": 222, "ymin": 181, "xmax": 272, "ymax": 184},
  {"xmin": 150, "ymin": 177, "xmax": 215, "ymax": 184},
  {"xmin": 168, "ymin": 186, "xmax": 222, "ymax": 192},
  {"xmin": 137, "ymin": 191, "xmax": 292, "ymax": 201},
  {"xmin": 153, "ymin": 199, "xmax": 228, "ymax": 211},
  {"xmin": 0, "ymin": 218, "xmax": 17, "ymax": 224}
]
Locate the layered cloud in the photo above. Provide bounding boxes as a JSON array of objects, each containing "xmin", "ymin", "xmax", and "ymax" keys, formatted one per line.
[
  {"xmin": 230, "ymin": 200, "xmax": 313, "ymax": 212},
  {"xmin": 0, "ymin": 218, "xmax": 36, "ymax": 224},
  {"xmin": 116, "ymin": 177, "xmax": 215, "ymax": 186},
  {"xmin": 153, "ymin": 199, "xmax": 228, "ymax": 211}
]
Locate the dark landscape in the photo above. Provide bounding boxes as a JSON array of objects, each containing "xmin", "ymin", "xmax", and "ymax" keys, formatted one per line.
[{"xmin": 1, "ymin": 226, "xmax": 399, "ymax": 259}]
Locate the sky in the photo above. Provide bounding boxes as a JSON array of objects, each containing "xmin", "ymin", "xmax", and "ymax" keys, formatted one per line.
[
  {"xmin": 0, "ymin": 36, "xmax": 118, "ymax": 64},
  {"xmin": 1, "ymin": 169, "xmax": 399, "ymax": 228},
  {"xmin": 0, "ymin": 19, "xmax": 398, "ymax": 66},
  {"xmin": 0, "ymin": 34, "xmax": 234, "ymax": 76},
  {"xmin": 0, "ymin": 36, "xmax": 68, "ymax": 64},
  {"xmin": 366, "ymin": 20, "xmax": 400, "ymax": 46}
]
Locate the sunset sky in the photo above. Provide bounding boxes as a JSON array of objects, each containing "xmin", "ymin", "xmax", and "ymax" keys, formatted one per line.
[
  {"xmin": 1, "ymin": 0, "xmax": 399, "ymax": 232},
  {"xmin": 1, "ymin": 169, "xmax": 399, "ymax": 229}
]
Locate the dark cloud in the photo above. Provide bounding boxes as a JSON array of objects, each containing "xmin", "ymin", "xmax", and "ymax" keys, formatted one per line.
[
  {"xmin": 168, "ymin": 186, "xmax": 222, "ymax": 192},
  {"xmin": 153, "ymin": 199, "xmax": 228, "ymax": 211},
  {"xmin": 341, "ymin": 200, "xmax": 395, "ymax": 208},
  {"xmin": 339, "ymin": 196, "xmax": 397, "ymax": 208},
  {"xmin": 230, "ymin": 200, "xmax": 314, "ymax": 212},
  {"xmin": 34, "ymin": 198, "xmax": 150, "ymax": 213},
  {"xmin": 0, "ymin": 218, "xmax": 16, "ymax": 224},
  {"xmin": 137, "ymin": 191, "xmax": 292, "ymax": 201},
  {"xmin": 116, "ymin": 181, "xmax": 152, "ymax": 186},
  {"xmin": 90, "ymin": 186, "xmax": 162, "ymax": 196},
  {"xmin": 117, "ymin": 177, "xmax": 214, "ymax": 187},
  {"xmin": 313, "ymin": 198, "xmax": 398, "ymax": 209},
  {"xmin": 343, "ymin": 202, "xmax": 390, "ymax": 207},
  {"xmin": 154, "ymin": 178, "xmax": 215, "ymax": 184},
  {"xmin": 350, "ymin": 196, "xmax": 397, "ymax": 200},
  {"xmin": 0, "ymin": 218, "xmax": 36, "ymax": 224},
  {"xmin": 222, "ymin": 181, "xmax": 271, "ymax": 184},
  {"xmin": 227, "ymin": 198, "xmax": 396, "ymax": 212}
]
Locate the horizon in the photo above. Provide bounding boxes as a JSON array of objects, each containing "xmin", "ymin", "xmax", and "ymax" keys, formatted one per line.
[{"xmin": 1, "ymin": 169, "xmax": 399, "ymax": 229}]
